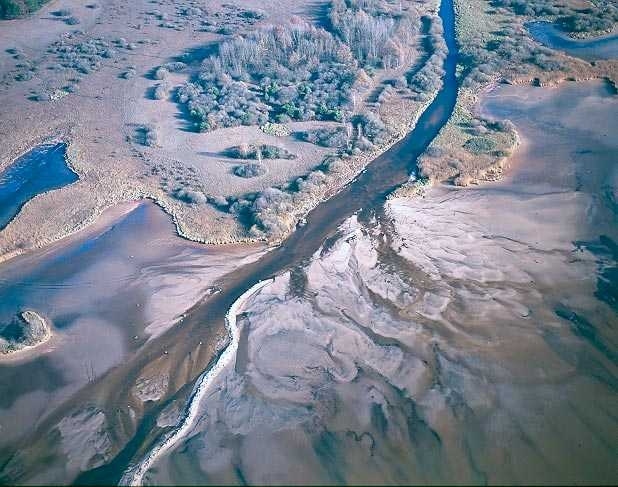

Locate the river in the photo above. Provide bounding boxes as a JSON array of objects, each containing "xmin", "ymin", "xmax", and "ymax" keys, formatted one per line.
[
  {"xmin": 1, "ymin": 0, "xmax": 460, "ymax": 483},
  {"xmin": 77, "ymin": 0, "xmax": 459, "ymax": 483}
]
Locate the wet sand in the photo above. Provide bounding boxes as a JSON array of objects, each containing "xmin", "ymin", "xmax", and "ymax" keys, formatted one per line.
[
  {"xmin": 146, "ymin": 80, "xmax": 617, "ymax": 484},
  {"xmin": 0, "ymin": 201, "xmax": 264, "ymax": 484}
]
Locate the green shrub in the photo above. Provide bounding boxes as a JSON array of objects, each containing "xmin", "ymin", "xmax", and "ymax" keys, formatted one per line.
[
  {"xmin": 464, "ymin": 137, "xmax": 497, "ymax": 154},
  {"xmin": 1, "ymin": 0, "xmax": 49, "ymax": 19}
]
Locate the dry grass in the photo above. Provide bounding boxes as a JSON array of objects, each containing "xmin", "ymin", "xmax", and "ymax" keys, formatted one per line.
[{"xmin": 412, "ymin": 0, "xmax": 618, "ymax": 188}]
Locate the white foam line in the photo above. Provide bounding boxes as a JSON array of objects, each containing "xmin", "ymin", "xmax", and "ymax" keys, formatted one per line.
[{"xmin": 120, "ymin": 278, "xmax": 274, "ymax": 486}]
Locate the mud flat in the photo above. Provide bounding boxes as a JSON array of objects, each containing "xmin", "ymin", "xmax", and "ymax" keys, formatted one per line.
[
  {"xmin": 0, "ymin": 201, "xmax": 264, "ymax": 484},
  {"xmin": 120, "ymin": 278, "xmax": 273, "ymax": 486},
  {"xmin": 143, "ymin": 80, "xmax": 617, "ymax": 484}
]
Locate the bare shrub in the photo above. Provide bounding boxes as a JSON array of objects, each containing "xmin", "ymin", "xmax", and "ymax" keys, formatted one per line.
[
  {"xmin": 136, "ymin": 125, "xmax": 158, "ymax": 147},
  {"xmin": 234, "ymin": 163, "xmax": 266, "ymax": 178},
  {"xmin": 153, "ymin": 84, "xmax": 167, "ymax": 100},
  {"xmin": 301, "ymin": 127, "xmax": 349, "ymax": 148},
  {"xmin": 225, "ymin": 144, "xmax": 295, "ymax": 160},
  {"xmin": 173, "ymin": 188, "xmax": 207, "ymax": 204}
]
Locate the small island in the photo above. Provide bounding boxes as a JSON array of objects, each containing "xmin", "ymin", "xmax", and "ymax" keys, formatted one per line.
[{"xmin": 0, "ymin": 310, "xmax": 51, "ymax": 356}]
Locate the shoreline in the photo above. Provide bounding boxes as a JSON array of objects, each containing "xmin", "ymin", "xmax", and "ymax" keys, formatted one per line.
[
  {"xmin": 0, "ymin": 90, "xmax": 440, "ymax": 264},
  {"xmin": 120, "ymin": 278, "xmax": 274, "ymax": 486},
  {"xmin": 0, "ymin": 310, "xmax": 52, "ymax": 361}
]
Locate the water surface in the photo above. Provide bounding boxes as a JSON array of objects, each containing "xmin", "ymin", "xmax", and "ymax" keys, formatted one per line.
[
  {"xmin": 3, "ymin": 0, "xmax": 461, "ymax": 482},
  {"xmin": 0, "ymin": 202, "xmax": 263, "ymax": 483},
  {"xmin": 147, "ymin": 82, "xmax": 618, "ymax": 485},
  {"xmin": 0, "ymin": 143, "xmax": 77, "ymax": 230},
  {"xmin": 528, "ymin": 21, "xmax": 618, "ymax": 60}
]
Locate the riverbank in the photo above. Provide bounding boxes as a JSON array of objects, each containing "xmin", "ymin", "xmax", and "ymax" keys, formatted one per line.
[
  {"xmin": 414, "ymin": 0, "xmax": 618, "ymax": 189},
  {"xmin": 0, "ymin": 0, "xmax": 446, "ymax": 262},
  {"xmin": 0, "ymin": 0, "xmax": 460, "ymax": 482},
  {"xmin": 144, "ymin": 78, "xmax": 617, "ymax": 485}
]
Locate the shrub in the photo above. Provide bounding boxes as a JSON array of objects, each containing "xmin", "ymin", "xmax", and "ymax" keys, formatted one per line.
[
  {"xmin": 173, "ymin": 188, "xmax": 207, "ymax": 204},
  {"xmin": 153, "ymin": 84, "xmax": 167, "ymax": 100},
  {"xmin": 225, "ymin": 144, "xmax": 295, "ymax": 160},
  {"xmin": 154, "ymin": 67, "xmax": 168, "ymax": 80},
  {"xmin": 260, "ymin": 122, "xmax": 290, "ymax": 137},
  {"xmin": 234, "ymin": 163, "xmax": 266, "ymax": 178},
  {"xmin": 463, "ymin": 137, "xmax": 497, "ymax": 154},
  {"xmin": 301, "ymin": 127, "xmax": 349, "ymax": 148},
  {"xmin": 121, "ymin": 68, "xmax": 136, "ymax": 79},
  {"xmin": 162, "ymin": 61, "xmax": 186, "ymax": 72},
  {"xmin": 356, "ymin": 112, "xmax": 388, "ymax": 144},
  {"xmin": 137, "ymin": 125, "xmax": 158, "ymax": 147}
]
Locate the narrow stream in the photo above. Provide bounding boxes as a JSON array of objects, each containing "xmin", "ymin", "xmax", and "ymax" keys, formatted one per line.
[{"xmin": 78, "ymin": 0, "xmax": 459, "ymax": 483}]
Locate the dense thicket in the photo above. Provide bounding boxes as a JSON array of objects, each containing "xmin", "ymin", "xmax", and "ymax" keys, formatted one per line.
[
  {"xmin": 178, "ymin": 0, "xmax": 427, "ymax": 133},
  {"xmin": 178, "ymin": 21, "xmax": 357, "ymax": 132},
  {"xmin": 329, "ymin": 0, "xmax": 402, "ymax": 68},
  {"xmin": 0, "ymin": 0, "xmax": 48, "ymax": 19},
  {"xmin": 461, "ymin": 21, "xmax": 564, "ymax": 87}
]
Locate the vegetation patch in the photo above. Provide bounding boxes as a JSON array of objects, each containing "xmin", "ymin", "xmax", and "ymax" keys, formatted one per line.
[
  {"xmin": 135, "ymin": 125, "xmax": 158, "ymax": 147},
  {"xmin": 463, "ymin": 136, "xmax": 497, "ymax": 154},
  {"xmin": 224, "ymin": 144, "xmax": 295, "ymax": 160},
  {"xmin": 233, "ymin": 163, "xmax": 267, "ymax": 178},
  {"xmin": 493, "ymin": 0, "xmax": 618, "ymax": 35},
  {"xmin": 47, "ymin": 33, "xmax": 136, "ymax": 78},
  {"xmin": 173, "ymin": 187, "xmax": 207, "ymax": 204},
  {"xmin": 177, "ymin": 20, "xmax": 357, "ymax": 132},
  {"xmin": 301, "ymin": 127, "xmax": 351, "ymax": 148},
  {"xmin": 0, "ymin": 0, "xmax": 49, "ymax": 19},
  {"xmin": 260, "ymin": 122, "xmax": 290, "ymax": 137}
]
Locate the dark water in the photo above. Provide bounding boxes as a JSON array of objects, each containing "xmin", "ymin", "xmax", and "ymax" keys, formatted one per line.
[
  {"xmin": 77, "ymin": 0, "xmax": 459, "ymax": 483},
  {"xmin": 0, "ymin": 143, "xmax": 77, "ymax": 230},
  {"xmin": 527, "ymin": 21, "xmax": 618, "ymax": 60}
]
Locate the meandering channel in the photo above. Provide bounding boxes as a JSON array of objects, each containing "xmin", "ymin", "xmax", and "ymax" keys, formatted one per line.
[
  {"xmin": 527, "ymin": 21, "xmax": 618, "ymax": 61},
  {"xmin": 112, "ymin": 0, "xmax": 459, "ymax": 484}
]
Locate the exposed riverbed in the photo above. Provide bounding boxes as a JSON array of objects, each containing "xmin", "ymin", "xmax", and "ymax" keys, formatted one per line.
[
  {"xmin": 144, "ymin": 80, "xmax": 618, "ymax": 485},
  {"xmin": 0, "ymin": 0, "xmax": 459, "ymax": 483},
  {"xmin": 1, "ymin": 0, "xmax": 616, "ymax": 484},
  {"xmin": 0, "ymin": 202, "xmax": 264, "ymax": 483}
]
